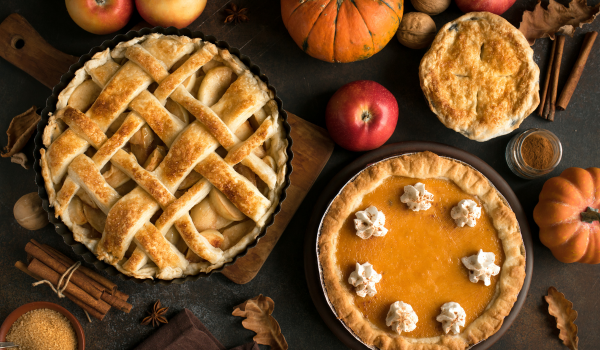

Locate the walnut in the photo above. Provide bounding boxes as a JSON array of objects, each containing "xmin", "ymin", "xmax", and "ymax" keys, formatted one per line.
[
  {"xmin": 14, "ymin": 192, "xmax": 49, "ymax": 230},
  {"xmin": 410, "ymin": 0, "xmax": 450, "ymax": 15},
  {"xmin": 396, "ymin": 12, "xmax": 437, "ymax": 50}
]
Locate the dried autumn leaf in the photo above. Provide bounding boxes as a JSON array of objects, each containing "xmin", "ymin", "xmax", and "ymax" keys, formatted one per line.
[
  {"xmin": 545, "ymin": 286, "xmax": 579, "ymax": 350},
  {"xmin": 2, "ymin": 106, "xmax": 40, "ymax": 157},
  {"xmin": 11, "ymin": 152, "xmax": 28, "ymax": 169},
  {"xmin": 519, "ymin": 0, "xmax": 600, "ymax": 45},
  {"xmin": 233, "ymin": 295, "xmax": 288, "ymax": 350}
]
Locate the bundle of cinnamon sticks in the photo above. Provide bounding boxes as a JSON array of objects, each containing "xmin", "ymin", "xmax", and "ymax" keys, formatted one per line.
[
  {"xmin": 15, "ymin": 239, "xmax": 132, "ymax": 320},
  {"xmin": 539, "ymin": 32, "xmax": 598, "ymax": 121}
]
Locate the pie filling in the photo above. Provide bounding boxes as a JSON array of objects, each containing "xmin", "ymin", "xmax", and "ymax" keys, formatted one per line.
[{"xmin": 335, "ymin": 177, "xmax": 504, "ymax": 338}]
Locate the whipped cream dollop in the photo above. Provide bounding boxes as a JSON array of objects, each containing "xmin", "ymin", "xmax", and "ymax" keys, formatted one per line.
[
  {"xmin": 451, "ymin": 199, "xmax": 482, "ymax": 227},
  {"xmin": 400, "ymin": 183, "xmax": 434, "ymax": 211},
  {"xmin": 436, "ymin": 302, "xmax": 466, "ymax": 335},
  {"xmin": 348, "ymin": 262, "xmax": 382, "ymax": 297},
  {"xmin": 461, "ymin": 249, "xmax": 501, "ymax": 286},
  {"xmin": 354, "ymin": 206, "xmax": 388, "ymax": 239},
  {"xmin": 386, "ymin": 301, "xmax": 419, "ymax": 334}
]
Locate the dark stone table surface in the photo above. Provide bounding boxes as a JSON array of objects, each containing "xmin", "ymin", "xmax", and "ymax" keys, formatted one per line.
[{"xmin": 1, "ymin": 0, "xmax": 599, "ymax": 349}]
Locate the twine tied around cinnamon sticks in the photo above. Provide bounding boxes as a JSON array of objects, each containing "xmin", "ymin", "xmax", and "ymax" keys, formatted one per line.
[
  {"xmin": 32, "ymin": 261, "xmax": 81, "ymax": 298},
  {"xmin": 15, "ymin": 239, "xmax": 133, "ymax": 321}
]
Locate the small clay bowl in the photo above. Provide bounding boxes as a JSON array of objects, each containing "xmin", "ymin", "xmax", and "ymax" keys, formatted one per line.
[{"xmin": 0, "ymin": 302, "xmax": 85, "ymax": 350}]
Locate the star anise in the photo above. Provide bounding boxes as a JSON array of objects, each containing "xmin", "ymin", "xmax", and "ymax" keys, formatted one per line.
[
  {"xmin": 224, "ymin": 4, "xmax": 249, "ymax": 24},
  {"xmin": 141, "ymin": 300, "xmax": 168, "ymax": 327}
]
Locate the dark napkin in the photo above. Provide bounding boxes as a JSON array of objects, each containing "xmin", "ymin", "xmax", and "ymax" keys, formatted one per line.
[{"xmin": 135, "ymin": 308, "xmax": 258, "ymax": 350}]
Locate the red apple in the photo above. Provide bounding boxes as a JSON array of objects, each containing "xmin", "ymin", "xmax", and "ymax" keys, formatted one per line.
[
  {"xmin": 65, "ymin": 0, "xmax": 133, "ymax": 35},
  {"xmin": 326, "ymin": 81, "xmax": 398, "ymax": 152},
  {"xmin": 135, "ymin": 0, "xmax": 207, "ymax": 28},
  {"xmin": 455, "ymin": 0, "xmax": 516, "ymax": 15}
]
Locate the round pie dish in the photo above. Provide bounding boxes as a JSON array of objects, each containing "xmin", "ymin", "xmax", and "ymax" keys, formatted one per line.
[
  {"xmin": 305, "ymin": 142, "xmax": 533, "ymax": 350},
  {"xmin": 33, "ymin": 27, "xmax": 293, "ymax": 285},
  {"xmin": 0, "ymin": 302, "xmax": 85, "ymax": 350},
  {"xmin": 419, "ymin": 12, "xmax": 540, "ymax": 142}
]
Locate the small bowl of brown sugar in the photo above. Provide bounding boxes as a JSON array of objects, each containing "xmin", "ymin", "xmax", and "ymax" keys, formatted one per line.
[
  {"xmin": 505, "ymin": 128, "xmax": 562, "ymax": 179},
  {"xmin": 0, "ymin": 302, "xmax": 84, "ymax": 350}
]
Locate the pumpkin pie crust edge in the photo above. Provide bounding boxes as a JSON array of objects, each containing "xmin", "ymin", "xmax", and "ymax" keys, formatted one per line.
[{"xmin": 318, "ymin": 151, "xmax": 526, "ymax": 350}]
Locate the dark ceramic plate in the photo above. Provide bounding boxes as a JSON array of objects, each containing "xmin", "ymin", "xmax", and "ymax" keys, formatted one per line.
[
  {"xmin": 33, "ymin": 26, "xmax": 293, "ymax": 285},
  {"xmin": 304, "ymin": 141, "xmax": 533, "ymax": 350},
  {"xmin": 0, "ymin": 301, "xmax": 85, "ymax": 349}
]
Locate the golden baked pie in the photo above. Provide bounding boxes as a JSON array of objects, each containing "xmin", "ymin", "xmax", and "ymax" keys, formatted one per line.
[
  {"xmin": 40, "ymin": 34, "xmax": 289, "ymax": 280},
  {"xmin": 319, "ymin": 152, "xmax": 526, "ymax": 350},
  {"xmin": 419, "ymin": 12, "xmax": 540, "ymax": 142}
]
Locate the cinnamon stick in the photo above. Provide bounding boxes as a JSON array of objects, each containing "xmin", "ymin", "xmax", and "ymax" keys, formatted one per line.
[
  {"xmin": 15, "ymin": 261, "xmax": 105, "ymax": 321},
  {"xmin": 26, "ymin": 241, "xmax": 104, "ymax": 299},
  {"xmin": 42, "ymin": 243, "xmax": 121, "ymax": 297},
  {"xmin": 27, "ymin": 241, "xmax": 133, "ymax": 311},
  {"xmin": 27, "ymin": 258, "xmax": 111, "ymax": 315},
  {"xmin": 15, "ymin": 260, "xmax": 41, "ymax": 280},
  {"xmin": 539, "ymin": 38, "xmax": 557, "ymax": 117},
  {"xmin": 557, "ymin": 31, "xmax": 598, "ymax": 110},
  {"xmin": 101, "ymin": 292, "xmax": 133, "ymax": 313},
  {"xmin": 66, "ymin": 292, "xmax": 106, "ymax": 321},
  {"xmin": 114, "ymin": 289, "xmax": 129, "ymax": 302},
  {"xmin": 547, "ymin": 35, "xmax": 565, "ymax": 122},
  {"xmin": 38, "ymin": 242, "xmax": 111, "ymax": 294}
]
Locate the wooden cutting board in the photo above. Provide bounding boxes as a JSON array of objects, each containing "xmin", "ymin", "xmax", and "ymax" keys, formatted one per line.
[{"xmin": 0, "ymin": 13, "xmax": 335, "ymax": 284}]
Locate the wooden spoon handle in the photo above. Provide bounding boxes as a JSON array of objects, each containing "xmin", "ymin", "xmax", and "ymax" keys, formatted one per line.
[{"xmin": 0, "ymin": 13, "xmax": 78, "ymax": 89}]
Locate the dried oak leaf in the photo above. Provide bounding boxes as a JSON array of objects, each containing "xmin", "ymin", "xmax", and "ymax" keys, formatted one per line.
[
  {"xmin": 545, "ymin": 286, "xmax": 579, "ymax": 350},
  {"xmin": 11, "ymin": 153, "xmax": 28, "ymax": 169},
  {"xmin": 519, "ymin": 0, "xmax": 600, "ymax": 45},
  {"xmin": 232, "ymin": 295, "xmax": 288, "ymax": 350},
  {"xmin": 2, "ymin": 106, "xmax": 40, "ymax": 158}
]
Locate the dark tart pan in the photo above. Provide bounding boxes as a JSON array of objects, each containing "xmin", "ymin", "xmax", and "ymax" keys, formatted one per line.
[{"xmin": 33, "ymin": 26, "xmax": 293, "ymax": 285}]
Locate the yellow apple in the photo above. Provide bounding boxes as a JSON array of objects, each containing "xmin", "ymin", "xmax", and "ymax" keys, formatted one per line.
[{"xmin": 135, "ymin": 0, "xmax": 207, "ymax": 28}]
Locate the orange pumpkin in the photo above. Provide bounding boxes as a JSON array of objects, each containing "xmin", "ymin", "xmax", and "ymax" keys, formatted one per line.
[
  {"xmin": 533, "ymin": 167, "xmax": 600, "ymax": 264},
  {"xmin": 281, "ymin": 0, "xmax": 404, "ymax": 63}
]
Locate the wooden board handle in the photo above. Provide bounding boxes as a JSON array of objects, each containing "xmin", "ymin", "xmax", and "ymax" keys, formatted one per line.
[
  {"xmin": 0, "ymin": 13, "xmax": 78, "ymax": 89},
  {"xmin": 221, "ymin": 113, "xmax": 334, "ymax": 284}
]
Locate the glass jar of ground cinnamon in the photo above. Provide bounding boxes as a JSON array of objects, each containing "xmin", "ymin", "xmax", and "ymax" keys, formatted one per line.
[{"xmin": 506, "ymin": 129, "xmax": 562, "ymax": 179}]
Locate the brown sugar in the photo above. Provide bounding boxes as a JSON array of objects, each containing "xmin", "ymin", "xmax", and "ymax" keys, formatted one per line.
[
  {"xmin": 521, "ymin": 134, "xmax": 554, "ymax": 169},
  {"xmin": 6, "ymin": 308, "xmax": 77, "ymax": 350}
]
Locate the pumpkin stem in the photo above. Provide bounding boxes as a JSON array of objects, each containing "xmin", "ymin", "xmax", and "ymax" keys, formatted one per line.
[
  {"xmin": 581, "ymin": 207, "xmax": 600, "ymax": 223},
  {"xmin": 361, "ymin": 111, "xmax": 372, "ymax": 122}
]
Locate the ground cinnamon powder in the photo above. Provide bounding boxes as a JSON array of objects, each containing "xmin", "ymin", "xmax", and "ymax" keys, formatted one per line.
[{"xmin": 521, "ymin": 134, "xmax": 554, "ymax": 169}]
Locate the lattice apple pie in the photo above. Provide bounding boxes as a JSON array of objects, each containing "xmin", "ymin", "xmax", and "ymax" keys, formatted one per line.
[{"xmin": 40, "ymin": 34, "xmax": 289, "ymax": 280}]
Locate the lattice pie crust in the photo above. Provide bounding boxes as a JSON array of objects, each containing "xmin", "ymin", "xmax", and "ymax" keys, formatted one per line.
[{"xmin": 40, "ymin": 34, "xmax": 289, "ymax": 280}]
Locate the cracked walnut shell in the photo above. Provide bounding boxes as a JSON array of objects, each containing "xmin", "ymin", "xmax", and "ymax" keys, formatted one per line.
[
  {"xmin": 396, "ymin": 12, "xmax": 437, "ymax": 49},
  {"xmin": 411, "ymin": 0, "xmax": 451, "ymax": 15}
]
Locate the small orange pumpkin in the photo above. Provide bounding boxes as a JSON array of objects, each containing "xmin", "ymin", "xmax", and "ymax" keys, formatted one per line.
[
  {"xmin": 281, "ymin": 0, "xmax": 404, "ymax": 63},
  {"xmin": 533, "ymin": 167, "xmax": 600, "ymax": 264}
]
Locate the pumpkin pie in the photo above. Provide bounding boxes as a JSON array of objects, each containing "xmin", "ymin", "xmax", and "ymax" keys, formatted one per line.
[{"xmin": 319, "ymin": 152, "xmax": 526, "ymax": 350}]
